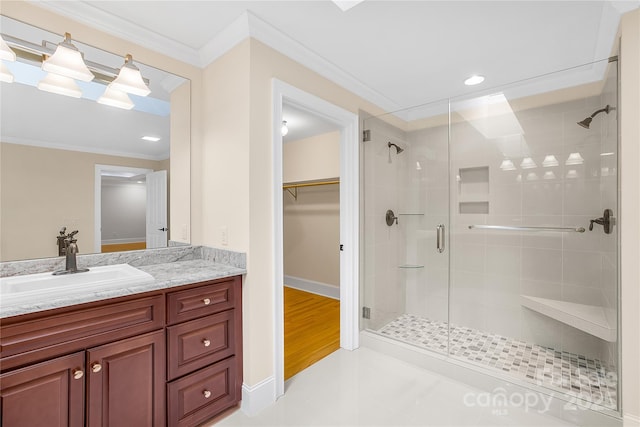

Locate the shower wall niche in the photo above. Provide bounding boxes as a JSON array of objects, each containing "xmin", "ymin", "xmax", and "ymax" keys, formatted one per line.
[{"xmin": 362, "ymin": 58, "xmax": 619, "ymax": 413}]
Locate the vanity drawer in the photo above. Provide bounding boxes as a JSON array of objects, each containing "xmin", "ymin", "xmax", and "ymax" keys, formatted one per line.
[
  {"xmin": 0, "ymin": 295, "xmax": 164, "ymax": 371},
  {"xmin": 167, "ymin": 310, "xmax": 235, "ymax": 380},
  {"xmin": 167, "ymin": 356, "xmax": 238, "ymax": 427},
  {"xmin": 167, "ymin": 278, "xmax": 238, "ymax": 325}
]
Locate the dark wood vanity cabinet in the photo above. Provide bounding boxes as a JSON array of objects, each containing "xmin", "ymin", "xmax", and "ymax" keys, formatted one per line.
[
  {"xmin": 0, "ymin": 275, "xmax": 243, "ymax": 427},
  {"xmin": 0, "ymin": 352, "xmax": 85, "ymax": 427}
]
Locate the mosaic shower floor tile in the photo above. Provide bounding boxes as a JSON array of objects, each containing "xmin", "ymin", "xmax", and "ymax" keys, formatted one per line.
[{"xmin": 377, "ymin": 314, "xmax": 617, "ymax": 410}]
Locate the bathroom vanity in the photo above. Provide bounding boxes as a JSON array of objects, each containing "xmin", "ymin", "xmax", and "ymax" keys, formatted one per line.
[{"xmin": 0, "ymin": 246, "xmax": 245, "ymax": 427}]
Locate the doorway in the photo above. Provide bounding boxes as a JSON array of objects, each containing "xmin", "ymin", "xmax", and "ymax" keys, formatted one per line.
[
  {"xmin": 273, "ymin": 80, "xmax": 359, "ymax": 397},
  {"xmin": 94, "ymin": 165, "xmax": 168, "ymax": 253},
  {"xmin": 282, "ymin": 102, "xmax": 342, "ymax": 379}
]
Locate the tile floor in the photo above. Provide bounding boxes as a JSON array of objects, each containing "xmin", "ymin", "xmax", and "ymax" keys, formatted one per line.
[
  {"xmin": 214, "ymin": 347, "xmax": 580, "ymax": 426},
  {"xmin": 378, "ymin": 314, "xmax": 617, "ymax": 411}
]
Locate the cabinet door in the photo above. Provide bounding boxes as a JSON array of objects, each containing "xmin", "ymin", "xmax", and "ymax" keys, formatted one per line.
[
  {"xmin": 0, "ymin": 352, "xmax": 84, "ymax": 427},
  {"xmin": 86, "ymin": 330, "xmax": 165, "ymax": 427}
]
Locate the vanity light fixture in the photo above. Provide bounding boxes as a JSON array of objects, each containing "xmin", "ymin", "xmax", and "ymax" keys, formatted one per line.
[
  {"xmin": 281, "ymin": 120, "xmax": 289, "ymax": 136},
  {"xmin": 37, "ymin": 73, "xmax": 82, "ymax": 98},
  {"xmin": 97, "ymin": 85, "xmax": 134, "ymax": 110},
  {"xmin": 500, "ymin": 159, "xmax": 516, "ymax": 171},
  {"xmin": 0, "ymin": 62, "xmax": 14, "ymax": 83},
  {"xmin": 565, "ymin": 152, "xmax": 584, "ymax": 165},
  {"xmin": 464, "ymin": 75, "xmax": 485, "ymax": 86},
  {"xmin": 142, "ymin": 136, "xmax": 161, "ymax": 142},
  {"xmin": 0, "ymin": 35, "xmax": 16, "ymax": 61},
  {"xmin": 520, "ymin": 157, "xmax": 537, "ymax": 169},
  {"xmin": 542, "ymin": 155, "xmax": 559, "ymax": 167},
  {"xmin": 42, "ymin": 33, "xmax": 94, "ymax": 82},
  {"xmin": 110, "ymin": 54, "xmax": 151, "ymax": 97}
]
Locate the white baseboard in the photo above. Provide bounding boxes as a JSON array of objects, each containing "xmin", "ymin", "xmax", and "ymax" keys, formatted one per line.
[
  {"xmin": 241, "ymin": 376, "xmax": 276, "ymax": 416},
  {"xmin": 624, "ymin": 413, "xmax": 640, "ymax": 426},
  {"xmin": 284, "ymin": 275, "xmax": 340, "ymax": 300}
]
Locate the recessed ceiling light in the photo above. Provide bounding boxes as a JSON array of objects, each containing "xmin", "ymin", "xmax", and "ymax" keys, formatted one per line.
[
  {"xmin": 464, "ymin": 75, "xmax": 485, "ymax": 86},
  {"xmin": 142, "ymin": 136, "xmax": 160, "ymax": 142}
]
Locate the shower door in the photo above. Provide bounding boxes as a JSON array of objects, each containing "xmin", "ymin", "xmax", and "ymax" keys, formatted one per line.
[
  {"xmin": 448, "ymin": 59, "xmax": 619, "ymax": 412},
  {"xmin": 361, "ymin": 100, "xmax": 451, "ymax": 355},
  {"xmin": 361, "ymin": 58, "xmax": 619, "ymax": 414}
]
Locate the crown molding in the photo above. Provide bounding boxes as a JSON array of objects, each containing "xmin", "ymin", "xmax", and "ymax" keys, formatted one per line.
[
  {"xmin": 243, "ymin": 11, "xmax": 405, "ymax": 119},
  {"xmin": 198, "ymin": 12, "xmax": 251, "ymax": 66},
  {"xmin": 27, "ymin": 0, "xmax": 202, "ymax": 67},
  {"xmin": 29, "ymin": 2, "xmax": 405, "ymax": 118}
]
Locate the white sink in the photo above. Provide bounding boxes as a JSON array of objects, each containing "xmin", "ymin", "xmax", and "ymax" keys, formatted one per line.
[{"xmin": 0, "ymin": 264, "xmax": 155, "ymax": 306}]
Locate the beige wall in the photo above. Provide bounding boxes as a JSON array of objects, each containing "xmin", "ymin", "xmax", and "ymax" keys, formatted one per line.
[
  {"xmin": 283, "ymin": 131, "xmax": 340, "ymax": 183},
  {"xmin": 620, "ymin": 8, "xmax": 640, "ymax": 425},
  {"xmin": 0, "ymin": 0, "xmax": 203, "ymax": 251},
  {"xmin": 0, "ymin": 143, "xmax": 164, "ymax": 261},
  {"xmin": 283, "ymin": 131, "xmax": 340, "ymax": 287}
]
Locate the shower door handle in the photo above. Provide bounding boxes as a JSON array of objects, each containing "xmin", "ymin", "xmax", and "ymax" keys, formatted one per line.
[{"xmin": 436, "ymin": 224, "xmax": 445, "ymax": 253}]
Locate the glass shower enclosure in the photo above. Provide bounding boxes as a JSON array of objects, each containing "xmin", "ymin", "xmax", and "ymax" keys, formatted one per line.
[{"xmin": 362, "ymin": 58, "xmax": 619, "ymax": 413}]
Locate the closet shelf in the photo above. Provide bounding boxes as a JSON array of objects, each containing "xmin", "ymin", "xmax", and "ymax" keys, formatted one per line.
[
  {"xmin": 283, "ymin": 177, "xmax": 339, "ymax": 200},
  {"xmin": 520, "ymin": 295, "xmax": 616, "ymax": 342}
]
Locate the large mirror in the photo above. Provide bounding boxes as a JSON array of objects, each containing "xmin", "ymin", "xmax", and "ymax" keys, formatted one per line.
[{"xmin": 0, "ymin": 15, "xmax": 190, "ymax": 262}]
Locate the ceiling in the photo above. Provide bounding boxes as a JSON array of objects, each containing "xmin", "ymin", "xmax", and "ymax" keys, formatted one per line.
[
  {"xmin": 282, "ymin": 103, "xmax": 340, "ymax": 142},
  {"xmin": 36, "ymin": 0, "xmax": 639, "ymax": 114}
]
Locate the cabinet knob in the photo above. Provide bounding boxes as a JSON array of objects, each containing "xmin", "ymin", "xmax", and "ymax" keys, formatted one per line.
[
  {"xmin": 91, "ymin": 363, "xmax": 102, "ymax": 373},
  {"xmin": 73, "ymin": 369, "xmax": 84, "ymax": 380},
  {"xmin": 203, "ymin": 390, "xmax": 212, "ymax": 399},
  {"xmin": 203, "ymin": 339, "xmax": 211, "ymax": 347},
  {"xmin": 203, "ymin": 298, "xmax": 211, "ymax": 305}
]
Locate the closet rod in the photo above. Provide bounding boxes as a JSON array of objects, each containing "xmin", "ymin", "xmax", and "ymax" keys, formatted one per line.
[
  {"xmin": 283, "ymin": 178, "xmax": 339, "ymax": 200},
  {"xmin": 282, "ymin": 179, "xmax": 339, "ymax": 189}
]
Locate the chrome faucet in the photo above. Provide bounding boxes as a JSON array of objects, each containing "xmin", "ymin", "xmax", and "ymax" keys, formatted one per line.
[{"xmin": 54, "ymin": 230, "xmax": 89, "ymax": 275}]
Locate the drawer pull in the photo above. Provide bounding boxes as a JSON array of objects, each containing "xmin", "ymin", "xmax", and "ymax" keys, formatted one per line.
[
  {"xmin": 203, "ymin": 390, "xmax": 212, "ymax": 399},
  {"xmin": 73, "ymin": 369, "xmax": 84, "ymax": 380},
  {"xmin": 203, "ymin": 298, "xmax": 211, "ymax": 305},
  {"xmin": 203, "ymin": 339, "xmax": 211, "ymax": 347},
  {"xmin": 91, "ymin": 363, "xmax": 102, "ymax": 373}
]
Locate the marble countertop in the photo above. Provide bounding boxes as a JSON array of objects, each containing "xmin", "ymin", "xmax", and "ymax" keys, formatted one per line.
[{"xmin": 0, "ymin": 247, "xmax": 246, "ymax": 319}]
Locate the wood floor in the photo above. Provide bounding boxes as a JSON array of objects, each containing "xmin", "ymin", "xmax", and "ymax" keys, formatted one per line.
[{"xmin": 284, "ymin": 286, "xmax": 340, "ymax": 380}]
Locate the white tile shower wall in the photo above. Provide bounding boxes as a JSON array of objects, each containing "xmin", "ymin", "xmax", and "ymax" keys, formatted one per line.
[
  {"xmin": 441, "ymin": 92, "xmax": 614, "ymax": 361},
  {"xmin": 405, "ymin": 123, "xmax": 449, "ymax": 323}
]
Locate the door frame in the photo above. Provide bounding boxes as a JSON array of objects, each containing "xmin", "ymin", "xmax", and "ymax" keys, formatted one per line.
[
  {"xmin": 272, "ymin": 79, "xmax": 359, "ymax": 398},
  {"xmin": 94, "ymin": 164, "xmax": 153, "ymax": 253}
]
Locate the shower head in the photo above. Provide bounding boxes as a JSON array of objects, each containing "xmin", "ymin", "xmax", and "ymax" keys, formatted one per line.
[
  {"xmin": 577, "ymin": 117, "xmax": 592, "ymax": 129},
  {"xmin": 388, "ymin": 141, "xmax": 404, "ymax": 154},
  {"xmin": 577, "ymin": 105, "xmax": 614, "ymax": 129}
]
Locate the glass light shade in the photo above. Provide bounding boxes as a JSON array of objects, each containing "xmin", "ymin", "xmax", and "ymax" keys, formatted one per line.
[
  {"xmin": 542, "ymin": 155, "xmax": 559, "ymax": 167},
  {"xmin": 37, "ymin": 73, "xmax": 82, "ymax": 98},
  {"xmin": 0, "ymin": 62, "xmax": 14, "ymax": 83},
  {"xmin": 281, "ymin": 120, "xmax": 289, "ymax": 136},
  {"xmin": 97, "ymin": 85, "xmax": 134, "ymax": 110},
  {"xmin": 110, "ymin": 55, "xmax": 150, "ymax": 97},
  {"xmin": 565, "ymin": 152, "xmax": 584, "ymax": 165},
  {"xmin": 500, "ymin": 159, "xmax": 516, "ymax": 171},
  {"xmin": 42, "ymin": 33, "xmax": 94, "ymax": 82},
  {"xmin": 0, "ymin": 36, "xmax": 16, "ymax": 62},
  {"xmin": 520, "ymin": 157, "xmax": 537, "ymax": 169},
  {"xmin": 543, "ymin": 171, "xmax": 556, "ymax": 180}
]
